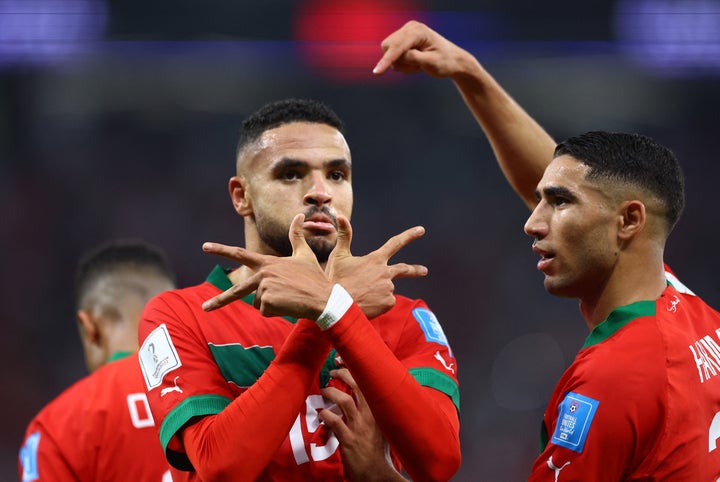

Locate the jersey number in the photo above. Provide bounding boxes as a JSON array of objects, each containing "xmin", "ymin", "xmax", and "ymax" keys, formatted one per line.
[
  {"xmin": 289, "ymin": 395, "xmax": 340, "ymax": 465},
  {"xmin": 127, "ymin": 393, "xmax": 156, "ymax": 429}
]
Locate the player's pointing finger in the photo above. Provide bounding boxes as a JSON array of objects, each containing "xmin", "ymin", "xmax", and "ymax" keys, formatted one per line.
[
  {"xmin": 389, "ymin": 263, "xmax": 428, "ymax": 280},
  {"xmin": 202, "ymin": 242, "xmax": 264, "ymax": 270},
  {"xmin": 376, "ymin": 225, "xmax": 426, "ymax": 261},
  {"xmin": 373, "ymin": 20, "xmax": 430, "ymax": 75},
  {"xmin": 202, "ymin": 271, "xmax": 261, "ymax": 311}
]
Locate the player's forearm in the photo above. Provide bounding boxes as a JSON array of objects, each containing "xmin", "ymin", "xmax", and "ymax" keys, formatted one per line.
[
  {"xmin": 451, "ymin": 54, "xmax": 555, "ymax": 209},
  {"xmin": 321, "ymin": 302, "xmax": 461, "ymax": 481},
  {"xmin": 182, "ymin": 318, "xmax": 330, "ymax": 481}
]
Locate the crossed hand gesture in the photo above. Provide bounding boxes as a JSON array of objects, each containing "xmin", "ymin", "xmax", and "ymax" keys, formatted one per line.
[{"xmin": 201, "ymin": 214, "xmax": 427, "ymax": 320}]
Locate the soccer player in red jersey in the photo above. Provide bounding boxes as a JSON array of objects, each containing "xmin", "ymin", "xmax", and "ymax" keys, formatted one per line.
[
  {"xmin": 138, "ymin": 99, "xmax": 461, "ymax": 481},
  {"xmin": 19, "ymin": 240, "xmax": 177, "ymax": 482},
  {"xmin": 374, "ymin": 21, "xmax": 720, "ymax": 481}
]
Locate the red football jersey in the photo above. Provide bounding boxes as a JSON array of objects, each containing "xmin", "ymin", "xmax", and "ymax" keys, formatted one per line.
[
  {"xmin": 138, "ymin": 266, "xmax": 459, "ymax": 480},
  {"xmin": 19, "ymin": 353, "xmax": 172, "ymax": 482},
  {"xmin": 529, "ymin": 274, "xmax": 720, "ymax": 481}
]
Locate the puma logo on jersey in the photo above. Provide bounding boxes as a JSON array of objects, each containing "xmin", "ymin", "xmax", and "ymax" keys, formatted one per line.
[
  {"xmin": 434, "ymin": 351, "xmax": 455, "ymax": 374},
  {"xmin": 161, "ymin": 376, "xmax": 183, "ymax": 397},
  {"xmin": 547, "ymin": 456, "xmax": 570, "ymax": 481},
  {"xmin": 668, "ymin": 295, "xmax": 680, "ymax": 312}
]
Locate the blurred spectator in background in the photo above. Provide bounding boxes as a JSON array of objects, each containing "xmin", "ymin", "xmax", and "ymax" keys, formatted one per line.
[{"xmin": 19, "ymin": 239, "xmax": 177, "ymax": 481}]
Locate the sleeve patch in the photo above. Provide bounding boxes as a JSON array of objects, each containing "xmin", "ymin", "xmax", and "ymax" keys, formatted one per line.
[
  {"xmin": 19, "ymin": 431, "xmax": 40, "ymax": 482},
  {"xmin": 139, "ymin": 323, "xmax": 182, "ymax": 391},
  {"xmin": 550, "ymin": 391, "xmax": 599, "ymax": 453},
  {"xmin": 412, "ymin": 308, "xmax": 452, "ymax": 354}
]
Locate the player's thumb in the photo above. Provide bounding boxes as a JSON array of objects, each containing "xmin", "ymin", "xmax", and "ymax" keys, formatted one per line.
[
  {"xmin": 333, "ymin": 215, "xmax": 353, "ymax": 257},
  {"xmin": 289, "ymin": 213, "xmax": 312, "ymax": 257}
]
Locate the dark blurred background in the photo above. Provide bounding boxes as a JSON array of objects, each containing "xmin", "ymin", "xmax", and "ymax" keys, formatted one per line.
[{"xmin": 2, "ymin": 0, "xmax": 719, "ymax": 480}]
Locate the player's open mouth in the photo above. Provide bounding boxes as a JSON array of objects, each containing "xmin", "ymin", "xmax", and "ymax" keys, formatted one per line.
[{"xmin": 532, "ymin": 245, "xmax": 555, "ymax": 272}]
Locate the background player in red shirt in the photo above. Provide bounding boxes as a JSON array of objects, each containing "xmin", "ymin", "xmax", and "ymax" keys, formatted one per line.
[
  {"xmin": 373, "ymin": 21, "xmax": 720, "ymax": 481},
  {"xmin": 138, "ymin": 99, "xmax": 461, "ymax": 481},
  {"xmin": 19, "ymin": 239, "xmax": 177, "ymax": 481}
]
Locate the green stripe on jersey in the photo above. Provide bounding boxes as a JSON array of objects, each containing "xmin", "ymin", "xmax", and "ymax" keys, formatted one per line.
[
  {"xmin": 107, "ymin": 351, "xmax": 132, "ymax": 363},
  {"xmin": 206, "ymin": 265, "xmax": 233, "ymax": 290},
  {"xmin": 582, "ymin": 300, "xmax": 656, "ymax": 349},
  {"xmin": 160, "ymin": 394, "xmax": 232, "ymax": 470},
  {"xmin": 208, "ymin": 343, "xmax": 275, "ymax": 387},
  {"xmin": 320, "ymin": 349, "xmax": 339, "ymax": 388},
  {"xmin": 539, "ymin": 418, "xmax": 549, "ymax": 453},
  {"xmin": 409, "ymin": 367, "xmax": 460, "ymax": 412}
]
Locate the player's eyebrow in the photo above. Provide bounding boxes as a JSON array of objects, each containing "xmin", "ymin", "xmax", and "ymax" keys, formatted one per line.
[
  {"xmin": 535, "ymin": 185, "xmax": 576, "ymax": 201},
  {"xmin": 270, "ymin": 158, "xmax": 352, "ymax": 178},
  {"xmin": 272, "ymin": 158, "xmax": 308, "ymax": 171},
  {"xmin": 272, "ymin": 158, "xmax": 351, "ymax": 170},
  {"xmin": 325, "ymin": 158, "xmax": 351, "ymax": 170}
]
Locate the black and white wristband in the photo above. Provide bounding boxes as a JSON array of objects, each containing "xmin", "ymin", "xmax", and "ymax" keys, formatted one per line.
[{"xmin": 316, "ymin": 284, "xmax": 353, "ymax": 331}]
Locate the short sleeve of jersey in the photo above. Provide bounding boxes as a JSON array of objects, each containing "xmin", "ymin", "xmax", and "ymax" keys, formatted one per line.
[
  {"xmin": 138, "ymin": 289, "xmax": 235, "ymax": 467},
  {"xmin": 19, "ymin": 422, "xmax": 76, "ymax": 481},
  {"xmin": 377, "ymin": 297, "xmax": 460, "ymax": 411},
  {"xmin": 528, "ymin": 313, "xmax": 667, "ymax": 480}
]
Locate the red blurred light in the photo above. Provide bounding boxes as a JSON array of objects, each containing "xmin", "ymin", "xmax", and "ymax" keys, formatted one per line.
[{"xmin": 293, "ymin": 0, "xmax": 427, "ymax": 82}]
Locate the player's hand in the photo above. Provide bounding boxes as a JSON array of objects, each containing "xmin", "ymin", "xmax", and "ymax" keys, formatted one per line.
[
  {"xmin": 319, "ymin": 368, "xmax": 407, "ymax": 482},
  {"xmin": 327, "ymin": 216, "xmax": 427, "ymax": 319},
  {"xmin": 201, "ymin": 214, "xmax": 332, "ymax": 318},
  {"xmin": 373, "ymin": 20, "xmax": 472, "ymax": 79}
]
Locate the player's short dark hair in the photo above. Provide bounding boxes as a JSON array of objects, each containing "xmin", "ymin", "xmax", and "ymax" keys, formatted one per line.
[
  {"xmin": 236, "ymin": 98, "xmax": 345, "ymax": 156},
  {"xmin": 74, "ymin": 239, "xmax": 176, "ymax": 310},
  {"xmin": 554, "ymin": 131, "xmax": 685, "ymax": 233}
]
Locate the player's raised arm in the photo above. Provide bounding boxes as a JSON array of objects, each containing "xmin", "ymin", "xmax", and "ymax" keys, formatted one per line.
[{"xmin": 375, "ymin": 20, "xmax": 556, "ymax": 209}]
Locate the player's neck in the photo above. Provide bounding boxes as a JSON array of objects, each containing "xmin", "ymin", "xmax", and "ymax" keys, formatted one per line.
[
  {"xmin": 228, "ymin": 265, "xmax": 254, "ymax": 285},
  {"xmin": 579, "ymin": 257, "xmax": 666, "ymax": 330}
]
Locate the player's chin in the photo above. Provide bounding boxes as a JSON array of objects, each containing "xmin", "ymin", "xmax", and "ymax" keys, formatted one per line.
[
  {"xmin": 544, "ymin": 280, "xmax": 584, "ymax": 300},
  {"xmin": 543, "ymin": 277, "xmax": 574, "ymax": 298},
  {"xmin": 306, "ymin": 236, "xmax": 336, "ymax": 263}
]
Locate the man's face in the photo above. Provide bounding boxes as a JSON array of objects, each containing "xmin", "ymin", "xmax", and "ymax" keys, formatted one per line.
[
  {"xmin": 240, "ymin": 122, "xmax": 353, "ymax": 261},
  {"xmin": 524, "ymin": 155, "xmax": 620, "ymax": 299}
]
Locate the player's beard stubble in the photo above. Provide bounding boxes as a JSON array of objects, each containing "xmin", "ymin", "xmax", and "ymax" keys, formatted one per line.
[{"xmin": 255, "ymin": 206, "xmax": 338, "ymax": 263}]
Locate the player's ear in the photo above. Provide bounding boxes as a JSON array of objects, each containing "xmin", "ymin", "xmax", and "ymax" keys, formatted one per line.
[
  {"xmin": 77, "ymin": 309, "xmax": 106, "ymax": 373},
  {"xmin": 77, "ymin": 309, "xmax": 101, "ymax": 346},
  {"xmin": 617, "ymin": 199, "xmax": 646, "ymax": 241},
  {"xmin": 229, "ymin": 176, "xmax": 252, "ymax": 216}
]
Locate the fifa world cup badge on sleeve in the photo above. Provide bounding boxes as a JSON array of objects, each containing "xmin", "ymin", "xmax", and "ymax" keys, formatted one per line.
[
  {"xmin": 412, "ymin": 307, "xmax": 452, "ymax": 355},
  {"xmin": 20, "ymin": 431, "xmax": 40, "ymax": 482},
  {"xmin": 551, "ymin": 392, "xmax": 599, "ymax": 453},
  {"xmin": 139, "ymin": 324, "xmax": 182, "ymax": 390}
]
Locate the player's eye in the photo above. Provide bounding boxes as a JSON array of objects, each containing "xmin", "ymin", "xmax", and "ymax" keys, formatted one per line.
[
  {"xmin": 329, "ymin": 170, "xmax": 347, "ymax": 181},
  {"xmin": 280, "ymin": 170, "xmax": 302, "ymax": 181}
]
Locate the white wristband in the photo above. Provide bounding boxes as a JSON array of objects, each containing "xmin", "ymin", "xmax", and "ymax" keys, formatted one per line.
[{"xmin": 316, "ymin": 284, "xmax": 353, "ymax": 331}]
